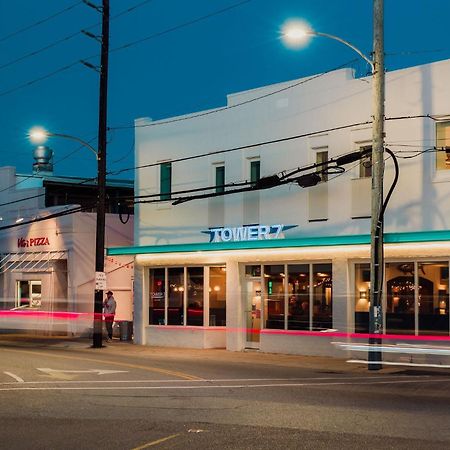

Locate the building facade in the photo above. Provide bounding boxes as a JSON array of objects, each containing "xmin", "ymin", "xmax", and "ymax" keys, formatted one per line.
[
  {"xmin": 110, "ymin": 59, "xmax": 450, "ymax": 358},
  {"xmin": 0, "ymin": 163, "xmax": 134, "ymax": 335}
]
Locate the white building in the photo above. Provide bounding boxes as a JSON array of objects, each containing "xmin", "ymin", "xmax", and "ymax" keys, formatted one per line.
[
  {"xmin": 0, "ymin": 157, "xmax": 134, "ymax": 335},
  {"xmin": 109, "ymin": 59, "xmax": 450, "ymax": 358}
]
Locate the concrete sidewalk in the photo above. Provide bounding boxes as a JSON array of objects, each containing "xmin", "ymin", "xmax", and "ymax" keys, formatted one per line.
[{"xmin": 0, "ymin": 333, "xmax": 406, "ymax": 374}]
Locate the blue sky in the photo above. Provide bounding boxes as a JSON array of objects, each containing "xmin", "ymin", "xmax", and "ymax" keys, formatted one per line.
[{"xmin": 1, "ymin": 0, "xmax": 450, "ymax": 180}]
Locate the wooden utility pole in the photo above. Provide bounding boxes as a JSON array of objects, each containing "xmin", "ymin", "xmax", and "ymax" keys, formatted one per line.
[
  {"xmin": 93, "ymin": 0, "xmax": 110, "ymax": 348},
  {"xmin": 369, "ymin": 0, "xmax": 385, "ymax": 369}
]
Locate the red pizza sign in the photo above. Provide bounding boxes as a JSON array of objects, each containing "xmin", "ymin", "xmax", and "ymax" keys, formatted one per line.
[{"xmin": 18, "ymin": 237, "xmax": 50, "ymax": 248}]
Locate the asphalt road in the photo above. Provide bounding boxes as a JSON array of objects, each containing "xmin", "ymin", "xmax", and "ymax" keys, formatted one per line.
[{"xmin": 1, "ymin": 337, "xmax": 450, "ymax": 450}]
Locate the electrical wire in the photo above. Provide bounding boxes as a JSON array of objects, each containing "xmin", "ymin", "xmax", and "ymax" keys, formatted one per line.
[
  {"xmin": 0, "ymin": 0, "xmax": 252, "ymax": 98},
  {"xmin": 109, "ymin": 58, "xmax": 358, "ymax": 131},
  {"xmin": 0, "ymin": 0, "xmax": 156, "ymax": 72},
  {"xmin": 108, "ymin": 0, "xmax": 252, "ymax": 55},
  {"xmin": 0, "ymin": 1, "xmax": 82, "ymax": 43}
]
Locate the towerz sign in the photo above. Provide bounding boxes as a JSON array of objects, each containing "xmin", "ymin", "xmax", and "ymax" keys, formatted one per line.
[{"xmin": 202, "ymin": 224, "xmax": 297, "ymax": 243}]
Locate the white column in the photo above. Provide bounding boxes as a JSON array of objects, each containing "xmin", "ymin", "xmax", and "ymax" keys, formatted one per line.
[{"xmin": 226, "ymin": 259, "xmax": 244, "ymax": 351}]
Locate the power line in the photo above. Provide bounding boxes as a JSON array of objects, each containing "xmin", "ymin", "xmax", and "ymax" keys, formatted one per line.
[
  {"xmin": 0, "ymin": 0, "xmax": 156, "ymax": 71},
  {"xmin": 0, "ymin": 0, "xmax": 252, "ymax": 98},
  {"xmin": 109, "ymin": 58, "xmax": 358, "ymax": 131},
  {"xmin": 0, "ymin": 1, "xmax": 82, "ymax": 43},
  {"xmin": 109, "ymin": 0, "xmax": 252, "ymax": 54}
]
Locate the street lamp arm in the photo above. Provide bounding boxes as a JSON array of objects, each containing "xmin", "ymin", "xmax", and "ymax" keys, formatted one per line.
[
  {"xmin": 309, "ymin": 31, "xmax": 375, "ymax": 73},
  {"xmin": 48, "ymin": 132, "xmax": 99, "ymax": 160}
]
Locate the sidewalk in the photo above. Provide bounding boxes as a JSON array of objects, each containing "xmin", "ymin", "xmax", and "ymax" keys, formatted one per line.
[{"xmin": 0, "ymin": 333, "xmax": 404, "ymax": 374}]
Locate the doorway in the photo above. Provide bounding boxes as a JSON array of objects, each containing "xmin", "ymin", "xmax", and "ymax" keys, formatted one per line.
[
  {"xmin": 245, "ymin": 277, "xmax": 262, "ymax": 348},
  {"xmin": 16, "ymin": 280, "xmax": 42, "ymax": 308}
]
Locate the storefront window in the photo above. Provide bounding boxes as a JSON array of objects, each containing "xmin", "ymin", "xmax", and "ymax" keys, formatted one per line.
[
  {"xmin": 149, "ymin": 269, "xmax": 165, "ymax": 325},
  {"xmin": 168, "ymin": 268, "xmax": 184, "ymax": 325},
  {"xmin": 264, "ymin": 265, "xmax": 285, "ymax": 329},
  {"xmin": 288, "ymin": 264, "xmax": 310, "ymax": 330},
  {"xmin": 354, "ymin": 263, "xmax": 370, "ymax": 333},
  {"xmin": 386, "ymin": 262, "xmax": 415, "ymax": 334},
  {"xmin": 418, "ymin": 262, "xmax": 449, "ymax": 335},
  {"xmin": 187, "ymin": 267, "xmax": 204, "ymax": 326},
  {"xmin": 209, "ymin": 266, "xmax": 226, "ymax": 326},
  {"xmin": 312, "ymin": 264, "xmax": 332, "ymax": 330}
]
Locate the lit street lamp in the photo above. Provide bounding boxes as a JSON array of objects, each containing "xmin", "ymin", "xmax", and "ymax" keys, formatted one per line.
[
  {"xmin": 282, "ymin": 0, "xmax": 385, "ymax": 370},
  {"xmin": 28, "ymin": 126, "xmax": 106, "ymax": 349}
]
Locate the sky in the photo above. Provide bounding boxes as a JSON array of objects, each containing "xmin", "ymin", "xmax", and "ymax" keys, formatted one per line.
[{"xmin": 1, "ymin": 0, "xmax": 450, "ymax": 180}]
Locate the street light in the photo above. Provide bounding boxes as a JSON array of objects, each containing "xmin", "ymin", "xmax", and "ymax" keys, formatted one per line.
[
  {"xmin": 282, "ymin": 0, "xmax": 385, "ymax": 371},
  {"xmin": 29, "ymin": 127, "xmax": 98, "ymax": 159},
  {"xmin": 28, "ymin": 126, "xmax": 106, "ymax": 349}
]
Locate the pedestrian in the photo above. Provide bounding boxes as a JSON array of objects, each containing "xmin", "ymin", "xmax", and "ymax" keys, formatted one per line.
[{"xmin": 103, "ymin": 290, "xmax": 116, "ymax": 341}]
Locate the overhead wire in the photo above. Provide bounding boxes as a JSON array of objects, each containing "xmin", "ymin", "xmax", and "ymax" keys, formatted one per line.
[
  {"xmin": 0, "ymin": 0, "xmax": 253, "ymax": 98},
  {"xmin": 0, "ymin": 0, "xmax": 156, "ymax": 72},
  {"xmin": 0, "ymin": 1, "xmax": 82, "ymax": 43}
]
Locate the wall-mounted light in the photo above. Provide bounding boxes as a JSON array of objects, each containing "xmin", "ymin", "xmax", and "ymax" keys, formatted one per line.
[{"xmin": 359, "ymin": 290, "xmax": 367, "ymax": 300}]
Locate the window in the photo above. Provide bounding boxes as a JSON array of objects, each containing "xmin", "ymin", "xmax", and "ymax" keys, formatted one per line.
[
  {"xmin": 436, "ymin": 121, "xmax": 450, "ymax": 170},
  {"xmin": 354, "ymin": 263, "xmax": 370, "ymax": 333},
  {"xmin": 359, "ymin": 145, "xmax": 372, "ymax": 178},
  {"xmin": 316, "ymin": 150, "xmax": 328, "ymax": 182},
  {"xmin": 354, "ymin": 260, "xmax": 450, "ymax": 336},
  {"xmin": 209, "ymin": 267, "xmax": 226, "ymax": 326},
  {"xmin": 215, "ymin": 165, "xmax": 225, "ymax": 193},
  {"xmin": 148, "ymin": 266, "xmax": 226, "ymax": 327},
  {"xmin": 264, "ymin": 265, "xmax": 285, "ymax": 329},
  {"xmin": 149, "ymin": 269, "xmax": 165, "ymax": 325},
  {"xmin": 261, "ymin": 263, "xmax": 333, "ymax": 331},
  {"xmin": 187, "ymin": 267, "xmax": 204, "ymax": 326},
  {"xmin": 168, "ymin": 268, "xmax": 184, "ymax": 325},
  {"xmin": 288, "ymin": 265, "xmax": 310, "ymax": 330},
  {"xmin": 250, "ymin": 160, "xmax": 260, "ymax": 183},
  {"xmin": 160, "ymin": 162, "xmax": 172, "ymax": 200}
]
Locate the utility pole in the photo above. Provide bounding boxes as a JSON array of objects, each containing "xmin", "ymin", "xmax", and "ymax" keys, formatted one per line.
[
  {"xmin": 92, "ymin": 0, "xmax": 110, "ymax": 348},
  {"xmin": 369, "ymin": 0, "xmax": 385, "ymax": 370}
]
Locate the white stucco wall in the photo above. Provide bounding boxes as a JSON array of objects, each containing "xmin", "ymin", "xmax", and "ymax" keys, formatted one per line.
[{"xmin": 135, "ymin": 60, "xmax": 450, "ymax": 246}]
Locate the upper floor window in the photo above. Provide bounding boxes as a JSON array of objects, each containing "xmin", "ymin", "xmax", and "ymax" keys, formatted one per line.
[
  {"xmin": 250, "ymin": 160, "xmax": 260, "ymax": 183},
  {"xmin": 436, "ymin": 121, "xmax": 450, "ymax": 170},
  {"xmin": 160, "ymin": 162, "xmax": 172, "ymax": 201},
  {"xmin": 316, "ymin": 150, "xmax": 328, "ymax": 182},
  {"xmin": 359, "ymin": 145, "xmax": 372, "ymax": 178},
  {"xmin": 215, "ymin": 165, "xmax": 225, "ymax": 193}
]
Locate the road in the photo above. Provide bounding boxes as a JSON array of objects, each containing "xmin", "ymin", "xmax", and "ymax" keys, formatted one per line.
[{"xmin": 0, "ymin": 337, "xmax": 449, "ymax": 449}]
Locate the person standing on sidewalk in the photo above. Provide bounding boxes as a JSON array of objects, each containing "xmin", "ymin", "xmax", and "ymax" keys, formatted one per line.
[{"xmin": 103, "ymin": 291, "xmax": 116, "ymax": 341}]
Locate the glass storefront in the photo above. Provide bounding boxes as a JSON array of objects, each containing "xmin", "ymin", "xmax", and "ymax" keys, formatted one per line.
[
  {"xmin": 355, "ymin": 260, "xmax": 450, "ymax": 335},
  {"xmin": 148, "ymin": 266, "xmax": 226, "ymax": 327},
  {"xmin": 252, "ymin": 262, "xmax": 333, "ymax": 332}
]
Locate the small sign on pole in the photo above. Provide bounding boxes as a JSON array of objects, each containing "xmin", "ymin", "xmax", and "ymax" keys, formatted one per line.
[{"xmin": 95, "ymin": 271, "xmax": 107, "ymax": 290}]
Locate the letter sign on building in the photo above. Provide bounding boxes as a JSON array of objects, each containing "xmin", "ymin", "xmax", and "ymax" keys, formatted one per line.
[
  {"xmin": 202, "ymin": 224, "xmax": 297, "ymax": 243},
  {"xmin": 18, "ymin": 237, "xmax": 50, "ymax": 248}
]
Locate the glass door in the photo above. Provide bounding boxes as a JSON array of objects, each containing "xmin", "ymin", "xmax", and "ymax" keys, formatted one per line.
[
  {"xmin": 16, "ymin": 280, "xmax": 42, "ymax": 309},
  {"xmin": 245, "ymin": 277, "xmax": 262, "ymax": 348}
]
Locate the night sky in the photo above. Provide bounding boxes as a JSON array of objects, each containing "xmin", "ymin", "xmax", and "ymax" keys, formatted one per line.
[{"xmin": 1, "ymin": 0, "xmax": 449, "ymax": 179}]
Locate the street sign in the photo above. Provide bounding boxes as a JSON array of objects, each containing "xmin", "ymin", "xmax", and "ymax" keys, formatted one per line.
[{"xmin": 95, "ymin": 271, "xmax": 107, "ymax": 290}]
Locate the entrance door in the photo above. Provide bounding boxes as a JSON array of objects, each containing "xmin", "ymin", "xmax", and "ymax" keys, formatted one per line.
[
  {"xmin": 16, "ymin": 280, "xmax": 42, "ymax": 308},
  {"xmin": 245, "ymin": 278, "xmax": 262, "ymax": 348}
]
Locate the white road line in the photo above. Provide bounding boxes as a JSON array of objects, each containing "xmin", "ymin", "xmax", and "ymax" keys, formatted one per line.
[
  {"xmin": 0, "ymin": 374, "xmax": 435, "ymax": 386},
  {"xmin": 1, "ymin": 377, "xmax": 449, "ymax": 392},
  {"xmin": 3, "ymin": 372, "xmax": 24, "ymax": 383},
  {"xmin": 348, "ymin": 359, "xmax": 450, "ymax": 369}
]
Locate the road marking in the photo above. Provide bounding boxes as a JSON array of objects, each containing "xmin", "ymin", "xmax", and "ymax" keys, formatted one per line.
[
  {"xmin": 131, "ymin": 434, "xmax": 179, "ymax": 450},
  {"xmin": 3, "ymin": 372, "xmax": 24, "ymax": 383},
  {"xmin": 37, "ymin": 368, "xmax": 128, "ymax": 376},
  {"xmin": 1, "ymin": 377, "xmax": 449, "ymax": 391},
  {"xmin": 348, "ymin": 359, "xmax": 450, "ymax": 369},
  {"xmin": 0, "ymin": 348, "xmax": 201, "ymax": 381},
  {"xmin": 0, "ymin": 374, "xmax": 436, "ymax": 386}
]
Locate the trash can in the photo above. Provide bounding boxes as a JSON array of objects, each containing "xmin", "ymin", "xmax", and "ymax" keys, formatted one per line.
[{"xmin": 119, "ymin": 321, "xmax": 133, "ymax": 341}]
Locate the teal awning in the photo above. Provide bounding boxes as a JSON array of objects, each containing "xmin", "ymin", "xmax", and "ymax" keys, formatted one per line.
[{"xmin": 107, "ymin": 230, "xmax": 450, "ymax": 256}]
